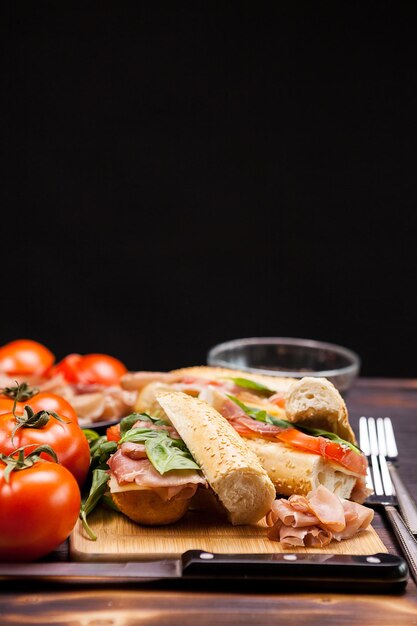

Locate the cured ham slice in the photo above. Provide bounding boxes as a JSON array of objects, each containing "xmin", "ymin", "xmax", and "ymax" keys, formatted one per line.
[
  {"xmin": 40, "ymin": 374, "xmax": 137, "ymax": 425},
  {"xmin": 266, "ymin": 484, "xmax": 374, "ymax": 547},
  {"xmin": 108, "ymin": 449, "xmax": 206, "ymax": 501}
]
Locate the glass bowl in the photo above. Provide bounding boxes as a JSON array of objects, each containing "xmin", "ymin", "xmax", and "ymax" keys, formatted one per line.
[{"xmin": 207, "ymin": 337, "xmax": 360, "ymax": 395}]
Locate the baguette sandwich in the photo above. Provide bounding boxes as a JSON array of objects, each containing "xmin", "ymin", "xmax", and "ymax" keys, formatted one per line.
[
  {"xmin": 121, "ymin": 367, "xmax": 369, "ymax": 504},
  {"xmin": 106, "ymin": 391, "xmax": 276, "ymax": 526}
]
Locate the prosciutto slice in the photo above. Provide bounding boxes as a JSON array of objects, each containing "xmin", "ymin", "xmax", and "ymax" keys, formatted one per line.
[
  {"xmin": 108, "ymin": 449, "xmax": 207, "ymax": 501},
  {"xmin": 266, "ymin": 484, "xmax": 374, "ymax": 547},
  {"xmin": 40, "ymin": 374, "xmax": 137, "ymax": 425}
]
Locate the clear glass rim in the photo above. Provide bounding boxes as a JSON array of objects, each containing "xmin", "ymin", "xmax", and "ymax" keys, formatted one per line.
[{"xmin": 207, "ymin": 336, "xmax": 361, "ymax": 379}]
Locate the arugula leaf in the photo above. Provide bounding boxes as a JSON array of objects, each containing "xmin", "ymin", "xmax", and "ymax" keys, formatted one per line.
[
  {"xmin": 119, "ymin": 412, "xmax": 169, "ymax": 436},
  {"xmin": 118, "ymin": 427, "xmax": 167, "ymax": 444},
  {"xmin": 90, "ymin": 439, "xmax": 118, "ymax": 471},
  {"xmin": 226, "ymin": 377, "xmax": 276, "ymax": 396},
  {"xmin": 79, "ymin": 469, "xmax": 110, "ymax": 541}
]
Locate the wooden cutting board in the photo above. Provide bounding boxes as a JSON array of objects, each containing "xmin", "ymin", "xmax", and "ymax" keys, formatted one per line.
[{"xmin": 70, "ymin": 506, "xmax": 387, "ymax": 561}]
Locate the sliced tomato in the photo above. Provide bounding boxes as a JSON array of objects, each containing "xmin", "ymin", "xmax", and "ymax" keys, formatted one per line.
[
  {"xmin": 268, "ymin": 393, "xmax": 286, "ymax": 409},
  {"xmin": 276, "ymin": 428, "xmax": 367, "ymax": 476},
  {"xmin": 106, "ymin": 424, "xmax": 121, "ymax": 442}
]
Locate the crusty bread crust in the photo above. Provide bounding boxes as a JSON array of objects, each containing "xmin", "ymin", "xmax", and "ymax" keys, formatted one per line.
[
  {"xmin": 169, "ymin": 365, "xmax": 296, "ymax": 393},
  {"xmin": 111, "ymin": 489, "xmax": 190, "ymax": 526},
  {"xmin": 155, "ymin": 390, "xmax": 276, "ymax": 525},
  {"xmin": 285, "ymin": 377, "xmax": 356, "ymax": 444}
]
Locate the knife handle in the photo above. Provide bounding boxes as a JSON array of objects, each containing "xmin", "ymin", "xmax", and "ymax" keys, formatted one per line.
[
  {"xmin": 181, "ymin": 550, "xmax": 408, "ymax": 592},
  {"xmin": 388, "ymin": 463, "xmax": 417, "ymax": 534}
]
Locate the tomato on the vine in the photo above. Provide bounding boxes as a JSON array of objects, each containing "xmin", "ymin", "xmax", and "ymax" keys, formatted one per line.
[
  {"xmin": 0, "ymin": 392, "xmax": 90, "ymax": 486},
  {"xmin": 50, "ymin": 353, "xmax": 127, "ymax": 386},
  {"xmin": 0, "ymin": 339, "xmax": 55, "ymax": 377},
  {"xmin": 0, "ymin": 391, "xmax": 79, "ymax": 426},
  {"xmin": 0, "ymin": 447, "xmax": 81, "ymax": 561}
]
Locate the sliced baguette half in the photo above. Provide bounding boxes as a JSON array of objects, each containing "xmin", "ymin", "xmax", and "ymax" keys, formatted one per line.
[
  {"xmin": 285, "ymin": 377, "xmax": 356, "ymax": 444},
  {"xmin": 155, "ymin": 390, "xmax": 276, "ymax": 525}
]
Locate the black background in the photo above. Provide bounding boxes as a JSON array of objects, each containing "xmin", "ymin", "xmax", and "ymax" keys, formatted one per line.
[{"xmin": 3, "ymin": 2, "xmax": 417, "ymax": 377}]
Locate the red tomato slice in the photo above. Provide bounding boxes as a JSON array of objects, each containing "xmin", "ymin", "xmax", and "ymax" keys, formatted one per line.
[
  {"xmin": 268, "ymin": 393, "xmax": 286, "ymax": 409},
  {"xmin": 106, "ymin": 424, "xmax": 121, "ymax": 442},
  {"xmin": 276, "ymin": 428, "xmax": 367, "ymax": 476}
]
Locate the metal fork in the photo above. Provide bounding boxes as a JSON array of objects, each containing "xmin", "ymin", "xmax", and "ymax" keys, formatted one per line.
[
  {"xmin": 359, "ymin": 416, "xmax": 417, "ymax": 583},
  {"xmin": 359, "ymin": 416, "xmax": 417, "ymax": 534}
]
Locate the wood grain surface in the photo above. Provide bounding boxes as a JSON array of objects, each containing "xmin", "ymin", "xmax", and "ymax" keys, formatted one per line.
[
  {"xmin": 70, "ymin": 505, "xmax": 386, "ymax": 561},
  {"xmin": 1, "ymin": 378, "xmax": 417, "ymax": 626}
]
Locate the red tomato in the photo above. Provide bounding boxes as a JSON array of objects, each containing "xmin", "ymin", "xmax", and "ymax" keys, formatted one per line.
[
  {"xmin": 106, "ymin": 424, "xmax": 121, "ymax": 442},
  {"xmin": 0, "ymin": 398, "xmax": 14, "ymax": 415},
  {"xmin": 51, "ymin": 353, "xmax": 127, "ymax": 386},
  {"xmin": 0, "ymin": 391, "xmax": 79, "ymax": 422},
  {"xmin": 0, "ymin": 456, "xmax": 81, "ymax": 561},
  {"xmin": 0, "ymin": 406, "xmax": 90, "ymax": 487},
  {"xmin": 48, "ymin": 353, "xmax": 83, "ymax": 383},
  {"xmin": 25, "ymin": 392, "xmax": 79, "ymax": 423},
  {"xmin": 0, "ymin": 339, "xmax": 55, "ymax": 376},
  {"xmin": 276, "ymin": 428, "xmax": 368, "ymax": 476}
]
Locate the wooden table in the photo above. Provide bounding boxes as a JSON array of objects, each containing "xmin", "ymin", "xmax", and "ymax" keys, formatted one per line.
[{"xmin": 1, "ymin": 377, "xmax": 417, "ymax": 625}]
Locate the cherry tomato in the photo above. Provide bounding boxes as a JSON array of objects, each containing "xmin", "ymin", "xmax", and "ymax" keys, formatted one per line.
[
  {"xmin": 51, "ymin": 353, "xmax": 127, "ymax": 386},
  {"xmin": 0, "ymin": 339, "xmax": 55, "ymax": 377},
  {"xmin": 0, "ymin": 406, "xmax": 90, "ymax": 487},
  {"xmin": 0, "ymin": 456, "xmax": 81, "ymax": 562},
  {"xmin": 276, "ymin": 428, "xmax": 368, "ymax": 476}
]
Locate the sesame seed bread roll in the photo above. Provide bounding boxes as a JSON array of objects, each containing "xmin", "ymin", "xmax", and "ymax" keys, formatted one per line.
[{"xmin": 155, "ymin": 390, "xmax": 276, "ymax": 525}]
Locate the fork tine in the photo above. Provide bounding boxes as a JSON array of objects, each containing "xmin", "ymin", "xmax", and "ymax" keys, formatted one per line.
[
  {"xmin": 359, "ymin": 416, "xmax": 371, "ymax": 455},
  {"xmin": 370, "ymin": 454, "xmax": 384, "ymax": 495},
  {"xmin": 359, "ymin": 417, "xmax": 374, "ymax": 491},
  {"xmin": 384, "ymin": 417, "xmax": 399, "ymax": 458},
  {"xmin": 376, "ymin": 418, "xmax": 387, "ymax": 456},
  {"xmin": 378, "ymin": 454, "xmax": 395, "ymax": 496},
  {"xmin": 368, "ymin": 417, "xmax": 379, "ymax": 455}
]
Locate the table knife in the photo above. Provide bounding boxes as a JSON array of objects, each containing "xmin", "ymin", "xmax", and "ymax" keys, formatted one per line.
[{"xmin": 0, "ymin": 550, "xmax": 408, "ymax": 593}]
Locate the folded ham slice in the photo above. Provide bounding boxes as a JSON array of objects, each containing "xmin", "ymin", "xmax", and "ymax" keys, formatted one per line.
[
  {"xmin": 108, "ymin": 449, "xmax": 207, "ymax": 501},
  {"xmin": 266, "ymin": 484, "xmax": 374, "ymax": 547}
]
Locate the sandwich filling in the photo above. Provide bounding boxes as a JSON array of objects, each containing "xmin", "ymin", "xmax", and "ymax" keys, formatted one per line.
[{"xmin": 107, "ymin": 414, "xmax": 207, "ymax": 501}]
